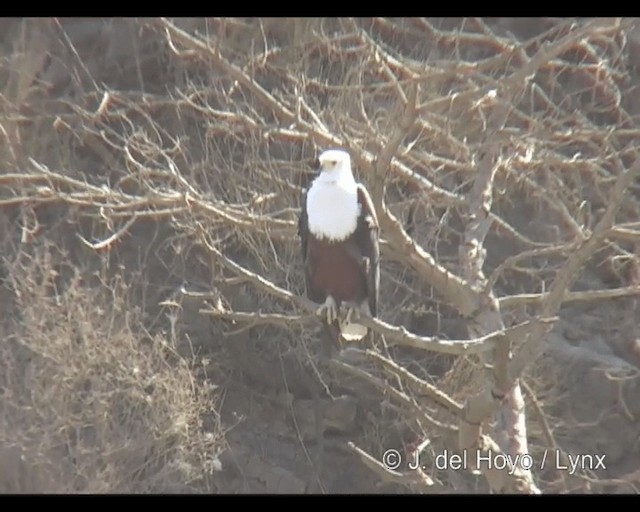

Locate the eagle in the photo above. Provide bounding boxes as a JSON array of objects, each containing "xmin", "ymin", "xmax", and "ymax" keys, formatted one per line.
[{"xmin": 298, "ymin": 149, "xmax": 380, "ymax": 353}]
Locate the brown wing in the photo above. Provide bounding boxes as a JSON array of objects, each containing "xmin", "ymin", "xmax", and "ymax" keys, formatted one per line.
[
  {"xmin": 355, "ymin": 184, "xmax": 380, "ymax": 317},
  {"xmin": 298, "ymin": 188, "xmax": 325, "ymax": 304}
]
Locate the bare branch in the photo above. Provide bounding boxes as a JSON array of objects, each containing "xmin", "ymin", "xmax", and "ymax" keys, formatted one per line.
[
  {"xmin": 347, "ymin": 441, "xmax": 438, "ymax": 491},
  {"xmin": 508, "ymin": 155, "xmax": 640, "ymax": 383},
  {"xmin": 449, "ymin": 19, "xmax": 621, "ymax": 496},
  {"xmin": 76, "ymin": 214, "xmax": 138, "ymax": 252},
  {"xmin": 200, "ymin": 237, "xmax": 557, "ymax": 356},
  {"xmin": 500, "ymin": 285, "xmax": 640, "ymax": 308},
  {"xmin": 329, "ymin": 358, "xmax": 454, "ymax": 432},
  {"xmin": 376, "ymin": 202, "xmax": 482, "ymax": 316},
  {"xmin": 488, "ymin": 242, "xmax": 577, "ymax": 291},
  {"xmin": 201, "ymin": 308, "xmax": 309, "ymax": 326},
  {"xmin": 357, "ymin": 315, "xmax": 557, "ymax": 355},
  {"xmin": 362, "ymin": 349, "xmax": 462, "ymax": 415},
  {"xmin": 156, "ymin": 18, "xmax": 461, "ymax": 207}
]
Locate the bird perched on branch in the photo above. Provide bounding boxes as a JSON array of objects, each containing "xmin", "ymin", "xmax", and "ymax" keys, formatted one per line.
[{"xmin": 298, "ymin": 149, "xmax": 380, "ymax": 355}]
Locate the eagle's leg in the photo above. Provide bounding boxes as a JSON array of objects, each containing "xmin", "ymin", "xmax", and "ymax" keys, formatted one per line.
[{"xmin": 316, "ymin": 296, "xmax": 338, "ymax": 325}]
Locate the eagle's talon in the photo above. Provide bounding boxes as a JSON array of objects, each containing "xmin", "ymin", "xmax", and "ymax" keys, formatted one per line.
[
  {"xmin": 316, "ymin": 296, "xmax": 338, "ymax": 325},
  {"xmin": 341, "ymin": 302, "xmax": 360, "ymax": 324}
]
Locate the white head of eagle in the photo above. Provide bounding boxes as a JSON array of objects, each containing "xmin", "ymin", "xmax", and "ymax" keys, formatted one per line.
[{"xmin": 299, "ymin": 148, "xmax": 380, "ymax": 348}]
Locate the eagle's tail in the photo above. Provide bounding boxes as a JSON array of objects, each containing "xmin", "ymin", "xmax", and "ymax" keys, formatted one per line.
[
  {"xmin": 338, "ymin": 301, "xmax": 371, "ymax": 342},
  {"xmin": 338, "ymin": 320, "xmax": 368, "ymax": 341}
]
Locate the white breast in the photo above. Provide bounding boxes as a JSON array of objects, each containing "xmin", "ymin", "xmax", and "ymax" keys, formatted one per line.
[{"xmin": 306, "ymin": 179, "xmax": 360, "ymax": 241}]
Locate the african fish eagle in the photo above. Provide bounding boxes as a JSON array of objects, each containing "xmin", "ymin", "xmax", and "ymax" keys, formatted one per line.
[{"xmin": 298, "ymin": 149, "xmax": 380, "ymax": 351}]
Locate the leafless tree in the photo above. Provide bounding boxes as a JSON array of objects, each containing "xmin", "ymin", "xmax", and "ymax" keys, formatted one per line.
[{"xmin": 2, "ymin": 17, "xmax": 640, "ymax": 493}]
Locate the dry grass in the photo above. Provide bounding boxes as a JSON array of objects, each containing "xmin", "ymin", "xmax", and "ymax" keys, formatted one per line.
[{"xmin": 0, "ymin": 241, "xmax": 225, "ymax": 493}]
